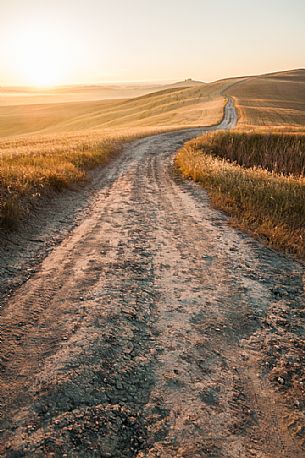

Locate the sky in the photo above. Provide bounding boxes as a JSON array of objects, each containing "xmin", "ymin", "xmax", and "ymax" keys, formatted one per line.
[{"xmin": 0, "ymin": 0, "xmax": 304, "ymax": 86}]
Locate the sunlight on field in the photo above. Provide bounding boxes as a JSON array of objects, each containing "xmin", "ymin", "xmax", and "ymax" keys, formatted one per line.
[
  {"xmin": 2, "ymin": 69, "xmax": 304, "ymax": 140},
  {"xmin": 0, "ymin": 83, "xmax": 230, "ymax": 138}
]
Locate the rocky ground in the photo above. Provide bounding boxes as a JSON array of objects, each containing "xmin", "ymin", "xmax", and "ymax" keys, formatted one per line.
[{"xmin": 0, "ymin": 107, "xmax": 304, "ymax": 457}]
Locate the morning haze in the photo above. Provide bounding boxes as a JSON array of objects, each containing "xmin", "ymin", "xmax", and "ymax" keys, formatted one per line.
[{"xmin": 0, "ymin": 0, "xmax": 304, "ymax": 86}]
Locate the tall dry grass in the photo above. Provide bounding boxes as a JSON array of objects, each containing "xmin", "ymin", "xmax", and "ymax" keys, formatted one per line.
[
  {"xmin": 197, "ymin": 131, "xmax": 305, "ymax": 176},
  {"xmin": 175, "ymin": 132, "xmax": 305, "ymax": 258}
]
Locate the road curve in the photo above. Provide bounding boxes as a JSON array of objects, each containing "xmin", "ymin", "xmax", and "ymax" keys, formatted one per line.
[{"xmin": 0, "ymin": 100, "xmax": 304, "ymax": 457}]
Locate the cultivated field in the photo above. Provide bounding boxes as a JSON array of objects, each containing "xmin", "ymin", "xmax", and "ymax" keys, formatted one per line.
[
  {"xmin": 1, "ymin": 69, "xmax": 304, "ymax": 236},
  {"xmin": 0, "ymin": 77, "xmax": 236, "ymax": 226},
  {"xmin": 1, "ymin": 69, "xmax": 305, "ymax": 140},
  {"xmin": 228, "ymin": 69, "xmax": 305, "ymax": 130},
  {"xmin": 0, "ymin": 76, "xmax": 237, "ymax": 226},
  {"xmin": 1, "ymin": 69, "xmax": 305, "ymax": 241}
]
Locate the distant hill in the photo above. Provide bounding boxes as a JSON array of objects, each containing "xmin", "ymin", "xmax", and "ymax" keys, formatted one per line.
[
  {"xmin": 0, "ymin": 83, "xmax": 166, "ymax": 106},
  {"xmin": 165, "ymin": 78, "xmax": 205, "ymax": 89}
]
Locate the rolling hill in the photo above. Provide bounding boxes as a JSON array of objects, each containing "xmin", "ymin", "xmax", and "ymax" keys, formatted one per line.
[
  {"xmin": 0, "ymin": 69, "xmax": 304, "ymax": 138},
  {"xmin": 0, "ymin": 78, "xmax": 241, "ymax": 137},
  {"xmin": 227, "ymin": 69, "xmax": 305, "ymax": 129}
]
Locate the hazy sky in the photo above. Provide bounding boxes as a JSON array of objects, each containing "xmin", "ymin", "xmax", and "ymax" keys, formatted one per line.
[{"xmin": 0, "ymin": 0, "xmax": 304, "ymax": 86}]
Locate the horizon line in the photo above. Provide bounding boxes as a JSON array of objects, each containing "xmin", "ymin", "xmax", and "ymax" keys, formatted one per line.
[{"xmin": 0, "ymin": 67, "xmax": 304, "ymax": 90}]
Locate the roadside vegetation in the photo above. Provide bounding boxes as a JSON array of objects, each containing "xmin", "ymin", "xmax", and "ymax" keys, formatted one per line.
[
  {"xmin": 0, "ymin": 127, "xmax": 171, "ymax": 227},
  {"xmin": 196, "ymin": 131, "xmax": 305, "ymax": 176},
  {"xmin": 175, "ymin": 131, "xmax": 305, "ymax": 258}
]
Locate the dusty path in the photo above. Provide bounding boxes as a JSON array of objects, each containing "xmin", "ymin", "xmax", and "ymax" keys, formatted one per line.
[{"xmin": 1, "ymin": 100, "xmax": 305, "ymax": 457}]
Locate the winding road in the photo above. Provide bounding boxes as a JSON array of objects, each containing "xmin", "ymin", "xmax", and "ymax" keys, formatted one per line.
[{"xmin": 0, "ymin": 99, "xmax": 304, "ymax": 457}]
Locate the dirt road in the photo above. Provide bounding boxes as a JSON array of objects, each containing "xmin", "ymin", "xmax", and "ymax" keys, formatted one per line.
[{"xmin": 1, "ymin": 100, "xmax": 304, "ymax": 457}]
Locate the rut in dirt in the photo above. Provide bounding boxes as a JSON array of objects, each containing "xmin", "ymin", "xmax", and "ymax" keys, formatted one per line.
[{"xmin": 0, "ymin": 100, "xmax": 304, "ymax": 457}]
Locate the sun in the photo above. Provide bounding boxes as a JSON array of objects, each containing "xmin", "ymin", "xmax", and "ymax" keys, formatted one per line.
[
  {"xmin": 9, "ymin": 23, "xmax": 69, "ymax": 88},
  {"xmin": 19, "ymin": 52, "xmax": 64, "ymax": 88}
]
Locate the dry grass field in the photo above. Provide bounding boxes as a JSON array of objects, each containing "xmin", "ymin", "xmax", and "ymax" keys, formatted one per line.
[
  {"xmin": 176, "ymin": 131, "xmax": 305, "ymax": 258},
  {"xmin": 0, "ymin": 77, "xmax": 237, "ymax": 226},
  {"xmin": 2, "ymin": 69, "xmax": 305, "ymax": 139},
  {"xmin": 197, "ymin": 131, "xmax": 305, "ymax": 176},
  {"xmin": 228, "ymin": 69, "xmax": 305, "ymax": 130},
  {"xmin": 0, "ymin": 78, "xmax": 245, "ymax": 138}
]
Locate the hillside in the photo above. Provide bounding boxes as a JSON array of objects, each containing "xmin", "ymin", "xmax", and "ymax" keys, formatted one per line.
[
  {"xmin": 0, "ymin": 69, "xmax": 304, "ymax": 138},
  {"xmin": 227, "ymin": 69, "xmax": 305, "ymax": 129},
  {"xmin": 0, "ymin": 78, "xmax": 241, "ymax": 138}
]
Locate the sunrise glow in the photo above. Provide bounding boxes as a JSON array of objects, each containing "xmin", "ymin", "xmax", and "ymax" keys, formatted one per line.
[
  {"xmin": 0, "ymin": 0, "xmax": 304, "ymax": 87},
  {"xmin": 7, "ymin": 22, "xmax": 70, "ymax": 87}
]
